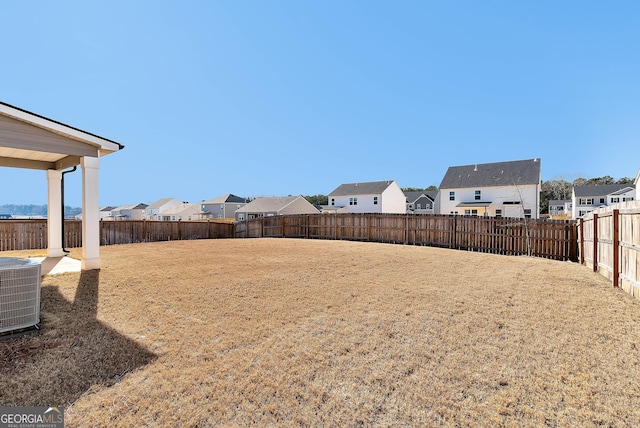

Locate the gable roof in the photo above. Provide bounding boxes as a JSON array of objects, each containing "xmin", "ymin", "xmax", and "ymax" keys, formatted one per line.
[
  {"xmin": 328, "ymin": 180, "xmax": 397, "ymax": 196},
  {"xmin": 404, "ymin": 190, "xmax": 438, "ymax": 203},
  {"xmin": 439, "ymin": 159, "xmax": 541, "ymax": 189},
  {"xmin": 236, "ymin": 196, "xmax": 302, "ymax": 213},
  {"xmin": 573, "ymin": 184, "xmax": 635, "ymax": 197},
  {"xmin": 203, "ymin": 193, "xmax": 247, "ymax": 204},
  {"xmin": 146, "ymin": 197, "xmax": 180, "ymax": 209},
  {"xmin": 404, "ymin": 191, "xmax": 425, "ymax": 203}
]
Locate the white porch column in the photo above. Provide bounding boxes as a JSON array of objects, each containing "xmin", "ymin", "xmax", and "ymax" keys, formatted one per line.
[
  {"xmin": 81, "ymin": 156, "xmax": 101, "ymax": 270},
  {"xmin": 46, "ymin": 169, "xmax": 64, "ymax": 257}
]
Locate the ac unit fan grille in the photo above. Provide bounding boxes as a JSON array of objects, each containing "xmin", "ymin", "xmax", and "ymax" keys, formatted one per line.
[{"xmin": 0, "ymin": 258, "xmax": 42, "ymax": 333}]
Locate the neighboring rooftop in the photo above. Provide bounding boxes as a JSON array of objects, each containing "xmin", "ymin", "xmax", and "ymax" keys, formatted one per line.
[
  {"xmin": 573, "ymin": 184, "xmax": 635, "ymax": 197},
  {"xmin": 328, "ymin": 180, "xmax": 396, "ymax": 196},
  {"xmin": 439, "ymin": 159, "xmax": 541, "ymax": 189},
  {"xmin": 203, "ymin": 194, "xmax": 247, "ymax": 204}
]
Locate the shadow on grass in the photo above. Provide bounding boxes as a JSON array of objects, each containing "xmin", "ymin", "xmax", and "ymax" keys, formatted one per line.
[{"xmin": 0, "ymin": 270, "xmax": 157, "ymax": 407}]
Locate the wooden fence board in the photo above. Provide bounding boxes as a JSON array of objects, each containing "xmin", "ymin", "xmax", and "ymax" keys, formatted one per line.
[
  {"xmin": 235, "ymin": 214, "xmax": 577, "ymax": 261},
  {"xmin": 578, "ymin": 201, "xmax": 640, "ymax": 299},
  {"xmin": 1, "ymin": 215, "xmax": 578, "ymax": 262}
]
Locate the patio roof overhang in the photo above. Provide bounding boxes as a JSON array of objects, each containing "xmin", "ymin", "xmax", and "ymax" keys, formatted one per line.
[
  {"xmin": 0, "ymin": 101, "xmax": 124, "ymax": 270},
  {"xmin": 0, "ymin": 101, "xmax": 123, "ymax": 171},
  {"xmin": 456, "ymin": 201, "xmax": 492, "ymax": 208}
]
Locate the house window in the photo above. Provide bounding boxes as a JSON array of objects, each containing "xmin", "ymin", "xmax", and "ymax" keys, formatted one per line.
[
  {"xmin": 475, "ymin": 190, "xmax": 481, "ymax": 200},
  {"xmin": 611, "ymin": 197, "xmax": 620, "ymax": 203},
  {"xmin": 624, "ymin": 197, "xmax": 635, "ymax": 202},
  {"xmin": 373, "ymin": 196, "xmax": 378, "ymax": 205},
  {"xmin": 449, "ymin": 191, "xmax": 455, "ymax": 201},
  {"xmin": 599, "ymin": 198, "xmax": 605, "ymax": 204},
  {"xmin": 524, "ymin": 209, "xmax": 532, "ymax": 218},
  {"xmin": 417, "ymin": 203, "xmax": 422, "ymax": 209},
  {"xmin": 331, "ymin": 198, "xmax": 335, "ymax": 206},
  {"xmin": 579, "ymin": 198, "xmax": 594, "ymax": 205},
  {"xmin": 495, "ymin": 209, "xmax": 502, "ymax": 218},
  {"xmin": 464, "ymin": 209, "xmax": 478, "ymax": 216},
  {"xmin": 349, "ymin": 197, "xmax": 358, "ymax": 206}
]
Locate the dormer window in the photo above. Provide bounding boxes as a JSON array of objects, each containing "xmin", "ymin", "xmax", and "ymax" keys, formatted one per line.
[{"xmin": 475, "ymin": 190, "xmax": 481, "ymax": 200}]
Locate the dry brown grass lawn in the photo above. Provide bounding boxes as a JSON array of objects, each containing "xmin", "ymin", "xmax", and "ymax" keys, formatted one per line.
[{"xmin": 2, "ymin": 238, "xmax": 640, "ymax": 426}]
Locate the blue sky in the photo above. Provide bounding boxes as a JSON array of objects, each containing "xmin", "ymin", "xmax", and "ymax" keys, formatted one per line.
[{"xmin": 1, "ymin": 1, "xmax": 639, "ymax": 207}]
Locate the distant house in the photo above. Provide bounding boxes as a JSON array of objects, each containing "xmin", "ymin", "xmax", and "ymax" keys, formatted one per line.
[
  {"xmin": 235, "ymin": 196, "xmax": 319, "ymax": 221},
  {"xmin": 109, "ymin": 203, "xmax": 148, "ymax": 220},
  {"xmin": 87, "ymin": 206, "xmax": 116, "ymax": 221},
  {"xmin": 436, "ymin": 159, "xmax": 542, "ymax": 218},
  {"xmin": 145, "ymin": 198, "xmax": 183, "ymax": 220},
  {"xmin": 156, "ymin": 202, "xmax": 207, "ymax": 221},
  {"xmin": 202, "ymin": 194, "xmax": 248, "ymax": 219},
  {"xmin": 327, "ymin": 180, "xmax": 406, "ymax": 214},
  {"xmin": 571, "ymin": 184, "xmax": 635, "ymax": 219},
  {"xmin": 548, "ymin": 200, "xmax": 572, "ymax": 218},
  {"xmin": 405, "ymin": 190, "xmax": 437, "ymax": 214}
]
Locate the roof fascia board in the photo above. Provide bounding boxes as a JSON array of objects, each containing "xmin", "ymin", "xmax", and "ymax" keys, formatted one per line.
[{"xmin": 0, "ymin": 102, "xmax": 122, "ymax": 153}]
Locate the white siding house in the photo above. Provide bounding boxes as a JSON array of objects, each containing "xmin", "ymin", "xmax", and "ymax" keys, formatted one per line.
[
  {"xmin": 327, "ymin": 180, "xmax": 406, "ymax": 214},
  {"xmin": 235, "ymin": 196, "xmax": 319, "ymax": 221},
  {"xmin": 548, "ymin": 200, "xmax": 572, "ymax": 218},
  {"xmin": 145, "ymin": 198, "xmax": 182, "ymax": 220},
  {"xmin": 436, "ymin": 159, "xmax": 542, "ymax": 219},
  {"xmin": 157, "ymin": 202, "xmax": 207, "ymax": 221},
  {"xmin": 109, "ymin": 203, "xmax": 148, "ymax": 220},
  {"xmin": 572, "ymin": 184, "xmax": 635, "ymax": 219}
]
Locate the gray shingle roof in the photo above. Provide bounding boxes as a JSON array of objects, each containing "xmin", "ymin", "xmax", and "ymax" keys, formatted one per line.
[
  {"xmin": 203, "ymin": 194, "xmax": 247, "ymax": 204},
  {"xmin": 573, "ymin": 184, "xmax": 635, "ymax": 197},
  {"xmin": 328, "ymin": 180, "xmax": 396, "ymax": 196},
  {"xmin": 439, "ymin": 159, "xmax": 541, "ymax": 189}
]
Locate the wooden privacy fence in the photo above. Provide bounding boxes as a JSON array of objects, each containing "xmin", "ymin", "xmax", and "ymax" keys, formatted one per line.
[
  {"xmin": 578, "ymin": 201, "xmax": 640, "ymax": 298},
  {"xmin": 1, "ymin": 215, "xmax": 577, "ymax": 261},
  {"xmin": 0, "ymin": 220, "xmax": 235, "ymax": 251},
  {"xmin": 235, "ymin": 214, "xmax": 578, "ymax": 261}
]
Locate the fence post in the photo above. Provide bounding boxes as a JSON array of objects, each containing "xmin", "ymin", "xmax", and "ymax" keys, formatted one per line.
[
  {"xmin": 452, "ymin": 215, "xmax": 457, "ymax": 249},
  {"xmin": 579, "ymin": 220, "xmax": 584, "ymax": 265},
  {"xmin": 613, "ymin": 209, "xmax": 619, "ymax": 288},
  {"xmin": 593, "ymin": 213, "xmax": 598, "ymax": 272},
  {"xmin": 405, "ymin": 214, "xmax": 409, "ymax": 245}
]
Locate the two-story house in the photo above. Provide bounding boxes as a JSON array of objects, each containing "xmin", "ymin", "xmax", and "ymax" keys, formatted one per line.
[
  {"xmin": 436, "ymin": 159, "xmax": 541, "ymax": 218},
  {"xmin": 327, "ymin": 180, "xmax": 406, "ymax": 214},
  {"xmin": 235, "ymin": 196, "xmax": 319, "ymax": 221},
  {"xmin": 201, "ymin": 194, "xmax": 248, "ymax": 219},
  {"xmin": 572, "ymin": 184, "xmax": 635, "ymax": 218},
  {"xmin": 109, "ymin": 203, "xmax": 148, "ymax": 220},
  {"xmin": 145, "ymin": 198, "xmax": 183, "ymax": 220}
]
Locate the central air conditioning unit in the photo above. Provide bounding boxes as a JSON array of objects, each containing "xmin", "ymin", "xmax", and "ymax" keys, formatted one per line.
[{"xmin": 0, "ymin": 258, "xmax": 42, "ymax": 334}]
